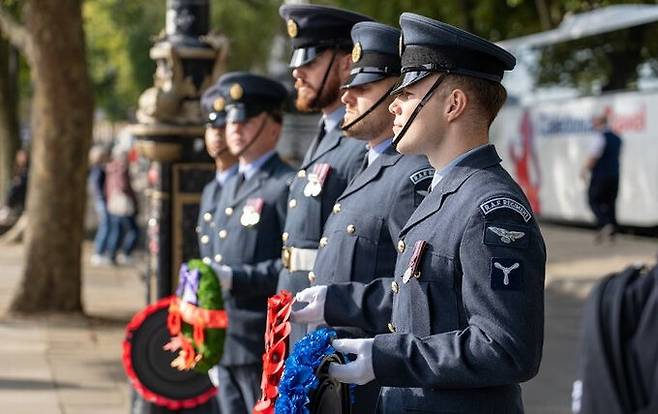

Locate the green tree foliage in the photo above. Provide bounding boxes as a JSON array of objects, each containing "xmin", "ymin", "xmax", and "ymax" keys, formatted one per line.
[
  {"xmin": 84, "ymin": 0, "xmax": 164, "ymax": 120},
  {"xmin": 83, "ymin": 0, "xmax": 283, "ymax": 120},
  {"xmin": 321, "ymin": 0, "xmax": 544, "ymax": 41},
  {"xmin": 0, "ymin": 0, "xmax": 21, "ymax": 196},
  {"xmin": 211, "ymin": 0, "xmax": 283, "ymax": 71},
  {"xmin": 82, "ymin": 0, "xmax": 658, "ymax": 120},
  {"xmin": 534, "ymin": 17, "xmax": 658, "ymax": 94}
]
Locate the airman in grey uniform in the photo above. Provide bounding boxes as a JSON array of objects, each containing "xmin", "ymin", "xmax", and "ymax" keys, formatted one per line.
[
  {"xmin": 209, "ymin": 72, "xmax": 294, "ymax": 414},
  {"xmin": 277, "ymin": 4, "xmax": 372, "ymax": 343},
  {"xmin": 308, "ymin": 21, "xmax": 433, "ymax": 412},
  {"xmin": 197, "ymin": 79, "xmax": 238, "ymax": 268},
  {"xmin": 295, "ymin": 13, "xmax": 546, "ymax": 414}
]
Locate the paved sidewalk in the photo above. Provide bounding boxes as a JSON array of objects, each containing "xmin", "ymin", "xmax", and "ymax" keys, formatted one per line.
[
  {"xmin": 0, "ymin": 241, "xmax": 144, "ymax": 414},
  {"xmin": 0, "ymin": 223, "xmax": 656, "ymax": 413}
]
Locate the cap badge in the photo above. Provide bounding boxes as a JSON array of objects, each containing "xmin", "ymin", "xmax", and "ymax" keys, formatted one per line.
[
  {"xmin": 229, "ymin": 83, "xmax": 243, "ymax": 101},
  {"xmin": 287, "ymin": 19, "xmax": 298, "ymax": 38},
  {"xmin": 213, "ymin": 97, "xmax": 225, "ymax": 112},
  {"xmin": 351, "ymin": 42, "xmax": 362, "ymax": 63}
]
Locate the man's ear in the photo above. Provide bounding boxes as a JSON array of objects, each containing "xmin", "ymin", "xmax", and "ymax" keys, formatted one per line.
[
  {"xmin": 444, "ymin": 88, "xmax": 468, "ymax": 122},
  {"xmin": 337, "ymin": 52, "xmax": 353, "ymax": 83},
  {"xmin": 270, "ymin": 118, "xmax": 283, "ymax": 141}
]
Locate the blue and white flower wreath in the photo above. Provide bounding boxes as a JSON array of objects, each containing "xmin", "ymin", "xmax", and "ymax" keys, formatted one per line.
[{"xmin": 275, "ymin": 328, "xmax": 344, "ymax": 414}]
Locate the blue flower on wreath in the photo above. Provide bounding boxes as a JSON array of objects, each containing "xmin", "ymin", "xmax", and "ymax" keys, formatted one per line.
[{"xmin": 275, "ymin": 328, "xmax": 338, "ymax": 414}]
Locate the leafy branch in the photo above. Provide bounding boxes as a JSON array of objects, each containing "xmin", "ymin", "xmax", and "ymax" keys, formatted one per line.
[{"xmin": 0, "ymin": 3, "xmax": 32, "ymax": 62}]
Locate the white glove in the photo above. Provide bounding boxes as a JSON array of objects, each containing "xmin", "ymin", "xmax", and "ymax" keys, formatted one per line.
[
  {"xmin": 211, "ymin": 264, "xmax": 233, "ymax": 291},
  {"xmin": 329, "ymin": 338, "xmax": 375, "ymax": 385},
  {"xmin": 208, "ymin": 366, "xmax": 220, "ymax": 387},
  {"xmin": 291, "ymin": 285, "xmax": 327, "ymax": 325}
]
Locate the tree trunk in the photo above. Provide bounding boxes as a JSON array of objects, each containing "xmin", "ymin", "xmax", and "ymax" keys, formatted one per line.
[
  {"xmin": 0, "ymin": 38, "xmax": 19, "ymax": 199},
  {"xmin": 10, "ymin": 0, "xmax": 93, "ymax": 313}
]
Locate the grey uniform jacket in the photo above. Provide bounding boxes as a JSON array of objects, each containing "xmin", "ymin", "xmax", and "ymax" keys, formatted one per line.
[
  {"xmin": 276, "ymin": 123, "xmax": 366, "ymax": 341},
  {"xmin": 313, "ymin": 145, "xmax": 433, "ymax": 339},
  {"xmin": 325, "ymin": 145, "xmax": 546, "ymax": 413},
  {"xmin": 212, "ymin": 153, "xmax": 294, "ymax": 366},
  {"xmin": 197, "ymin": 179, "xmax": 223, "ymax": 262}
]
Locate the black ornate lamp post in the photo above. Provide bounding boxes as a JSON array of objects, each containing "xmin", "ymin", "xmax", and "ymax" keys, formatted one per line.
[
  {"xmin": 127, "ymin": 2, "xmax": 227, "ymax": 413},
  {"xmin": 131, "ymin": 0, "xmax": 227, "ymax": 301}
]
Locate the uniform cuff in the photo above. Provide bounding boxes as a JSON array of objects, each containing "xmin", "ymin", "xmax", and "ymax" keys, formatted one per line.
[
  {"xmin": 372, "ymin": 333, "xmax": 407, "ymax": 387},
  {"xmin": 324, "ymin": 284, "xmax": 348, "ymax": 327},
  {"xmin": 227, "ymin": 267, "xmax": 252, "ymax": 294}
]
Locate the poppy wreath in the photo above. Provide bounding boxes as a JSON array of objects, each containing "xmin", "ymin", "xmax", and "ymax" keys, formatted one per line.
[
  {"xmin": 122, "ymin": 295, "xmax": 219, "ymax": 409},
  {"xmin": 253, "ymin": 290, "xmax": 294, "ymax": 414},
  {"xmin": 165, "ymin": 259, "xmax": 227, "ymax": 373}
]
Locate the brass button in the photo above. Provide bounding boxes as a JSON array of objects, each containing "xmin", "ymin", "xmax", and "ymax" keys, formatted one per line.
[
  {"xmin": 319, "ymin": 237, "xmax": 328, "ymax": 248},
  {"xmin": 202, "ymin": 257, "xmax": 212, "ymax": 265},
  {"xmin": 195, "ymin": 226, "xmax": 201, "ymax": 234},
  {"xmin": 219, "ymin": 229, "xmax": 228, "ymax": 239},
  {"xmin": 289, "ymin": 199, "xmax": 297, "ymax": 209},
  {"xmin": 282, "ymin": 232, "xmax": 289, "ymax": 242},
  {"xmin": 333, "ymin": 203, "xmax": 341, "ymax": 214},
  {"xmin": 225, "ymin": 207, "xmax": 234, "ymax": 216},
  {"xmin": 346, "ymin": 224, "xmax": 356, "ymax": 234},
  {"xmin": 397, "ymin": 239, "xmax": 405, "ymax": 253},
  {"xmin": 214, "ymin": 254, "xmax": 223, "ymax": 263},
  {"xmin": 391, "ymin": 281, "xmax": 399, "ymax": 294},
  {"xmin": 308, "ymin": 271, "xmax": 316, "ymax": 283},
  {"xmin": 297, "ymin": 170, "xmax": 306, "ymax": 178},
  {"xmin": 201, "ymin": 235, "xmax": 210, "ymax": 245},
  {"xmin": 203, "ymin": 212, "xmax": 212, "ymax": 222},
  {"xmin": 387, "ymin": 322, "xmax": 397, "ymax": 333}
]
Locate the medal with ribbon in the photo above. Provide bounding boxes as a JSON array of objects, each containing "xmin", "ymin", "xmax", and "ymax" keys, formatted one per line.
[
  {"xmin": 402, "ymin": 240, "xmax": 428, "ymax": 284},
  {"xmin": 240, "ymin": 197, "xmax": 264, "ymax": 227},
  {"xmin": 303, "ymin": 163, "xmax": 331, "ymax": 198}
]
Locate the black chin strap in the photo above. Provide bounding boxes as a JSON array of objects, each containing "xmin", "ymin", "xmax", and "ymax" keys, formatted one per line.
[
  {"xmin": 341, "ymin": 83, "xmax": 397, "ymax": 131},
  {"xmin": 392, "ymin": 74, "xmax": 447, "ymax": 149},
  {"xmin": 310, "ymin": 48, "xmax": 338, "ymax": 111},
  {"xmin": 235, "ymin": 116, "xmax": 268, "ymax": 158}
]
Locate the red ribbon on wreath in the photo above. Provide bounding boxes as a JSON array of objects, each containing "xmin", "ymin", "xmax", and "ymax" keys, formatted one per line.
[
  {"xmin": 165, "ymin": 296, "xmax": 229, "ymax": 371},
  {"xmin": 253, "ymin": 290, "xmax": 294, "ymax": 413}
]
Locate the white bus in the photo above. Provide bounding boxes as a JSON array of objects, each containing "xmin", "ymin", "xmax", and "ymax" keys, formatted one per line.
[{"xmin": 491, "ymin": 4, "xmax": 658, "ymax": 227}]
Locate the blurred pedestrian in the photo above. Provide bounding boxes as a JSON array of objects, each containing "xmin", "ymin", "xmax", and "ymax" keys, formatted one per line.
[
  {"xmin": 106, "ymin": 146, "xmax": 139, "ymax": 265},
  {"xmin": 89, "ymin": 145, "xmax": 111, "ymax": 265},
  {"xmin": 580, "ymin": 114, "xmax": 622, "ymax": 243},
  {"xmin": 0, "ymin": 148, "xmax": 29, "ymax": 229}
]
